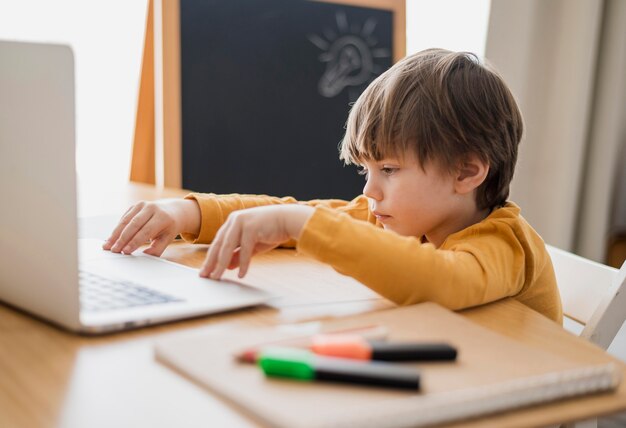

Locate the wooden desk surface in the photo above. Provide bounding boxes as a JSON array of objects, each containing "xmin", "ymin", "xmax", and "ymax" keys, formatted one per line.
[{"xmin": 1, "ymin": 182, "xmax": 626, "ymax": 428}]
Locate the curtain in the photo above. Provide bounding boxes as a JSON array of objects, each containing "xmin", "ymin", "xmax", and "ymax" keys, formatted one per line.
[{"xmin": 485, "ymin": 0, "xmax": 626, "ymax": 264}]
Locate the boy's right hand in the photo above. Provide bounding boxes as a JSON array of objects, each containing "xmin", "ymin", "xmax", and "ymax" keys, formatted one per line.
[{"xmin": 103, "ymin": 199, "xmax": 201, "ymax": 257}]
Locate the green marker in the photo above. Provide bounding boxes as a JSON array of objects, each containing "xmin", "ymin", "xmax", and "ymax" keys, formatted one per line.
[{"xmin": 258, "ymin": 346, "xmax": 420, "ymax": 390}]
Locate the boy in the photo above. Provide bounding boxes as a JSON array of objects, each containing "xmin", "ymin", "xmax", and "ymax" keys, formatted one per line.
[{"xmin": 104, "ymin": 49, "xmax": 563, "ymax": 323}]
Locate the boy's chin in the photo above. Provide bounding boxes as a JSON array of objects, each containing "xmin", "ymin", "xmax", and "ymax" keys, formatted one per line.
[
  {"xmin": 382, "ymin": 224, "xmax": 399, "ymax": 234},
  {"xmin": 382, "ymin": 224, "xmax": 420, "ymax": 238}
]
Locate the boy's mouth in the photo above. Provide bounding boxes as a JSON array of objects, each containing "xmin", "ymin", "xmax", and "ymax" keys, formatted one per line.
[{"xmin": 373, "ymin": 211, "xmax": 392, "ymax": 222}]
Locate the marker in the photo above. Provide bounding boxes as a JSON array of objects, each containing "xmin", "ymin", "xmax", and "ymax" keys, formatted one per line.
[
  {"xmin": 258, "ymin": 346, "xmax": 420, "ymax": 390},
  {"xmin": 310, "ymin": 335, "xmax": 457, "ymax": 362},
  {"xmin": 235, "ymin": 325, "xmax": 388, "ymax": 364}
]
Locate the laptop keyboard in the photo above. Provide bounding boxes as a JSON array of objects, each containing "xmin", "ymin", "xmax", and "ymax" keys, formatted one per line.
[{"xmin": 79, "ymin": 270, "xmax": 181, "ymax": 312}]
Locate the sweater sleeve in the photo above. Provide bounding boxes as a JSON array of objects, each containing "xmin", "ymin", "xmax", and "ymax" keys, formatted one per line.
[
  {"xmin": 296, "ymin": 206, "xmax": 526, "ymax": 310},
  {"xmin": 181, "ymin": 193, "xmax": 374, "ymax": 245}
]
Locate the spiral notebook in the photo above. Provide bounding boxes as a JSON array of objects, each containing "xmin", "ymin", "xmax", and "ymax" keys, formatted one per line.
[{"xmin": 154, "ymin": 303, "xmax": 622, "ymax": 428}]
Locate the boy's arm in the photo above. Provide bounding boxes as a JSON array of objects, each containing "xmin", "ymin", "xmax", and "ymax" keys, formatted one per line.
[
  {"xmin": 297, "ymin": 206, "xmax": 526, "ymax": 311},
  {"xmin": 183, "ymin": 193, "xmax": 373, "ymax": 244}
]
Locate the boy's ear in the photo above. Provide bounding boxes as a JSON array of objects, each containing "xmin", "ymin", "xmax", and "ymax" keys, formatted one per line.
[{"xmin": 454, "ymin": 155, "xmax": 489, "ymax": 195}]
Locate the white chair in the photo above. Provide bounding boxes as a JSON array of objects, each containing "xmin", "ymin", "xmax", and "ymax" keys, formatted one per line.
[
  {"xmin": 547, "ymin": 244, "xmax": 626, "ymax": 350},
  {"xmin": 546, "ymin": 245, "xmax": 626, "ymax": 428}
]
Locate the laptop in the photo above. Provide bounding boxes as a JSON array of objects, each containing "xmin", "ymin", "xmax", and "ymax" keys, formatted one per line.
[{"xmin": 0, "ymin": 40, "xmax": 271, "ymax": 334}]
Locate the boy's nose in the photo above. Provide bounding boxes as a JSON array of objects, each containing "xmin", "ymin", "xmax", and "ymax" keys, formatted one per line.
[{"xmin": 363, "ymin": 177, "xmax": 382, "ymax": 201}]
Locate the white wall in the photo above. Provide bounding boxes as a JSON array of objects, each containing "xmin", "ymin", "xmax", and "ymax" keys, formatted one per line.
[
  {"xmin": 0, "ymin": 0, "xmax": 148, "ymax": 186},
  {"xmin": 406, "ymin": 0, "xmax": 491, "ymax": 56}
]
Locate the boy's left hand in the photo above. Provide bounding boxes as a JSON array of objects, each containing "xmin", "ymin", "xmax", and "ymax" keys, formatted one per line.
[{"xmin": 200, "ymin": 205, "xmax": 314, "ymax": 280}]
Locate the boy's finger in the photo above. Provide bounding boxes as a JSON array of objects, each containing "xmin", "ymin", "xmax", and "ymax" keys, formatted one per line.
[
  {"xmin": 143, "ymin": 232, "xmax": 175, "ymax": 257},
  {"xmin": 200, "ymin": 223, "xmax": 228, "ymax": 277},
  {"xmin": 103, "ymin": 204, "xmax": 143, "ymax": 250},
  {"xmin": 200, "ymin": 242, "xmax": 219, "ymax": 277},
  {"xmin": 121, "ymin": 219, "xmax": 165, "ymax": 254},
  {"xmin": 200, "ymin": 213, "xmax": 238, "ymax": 277},
  {"xmin": 211, "ymin": 223, "xmax": 242, "ymax": 280},
  {"xmin": 237, "ymin": 231, "xmax": 255, "ymax": 278},
  {"xmin": 110, "ymin": 210, "xmax": 154, "ymax": 253}
]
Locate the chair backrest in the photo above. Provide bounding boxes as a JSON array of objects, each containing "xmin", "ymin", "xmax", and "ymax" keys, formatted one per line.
[{"xmin": 547, "ymin": 244, "xmax": 626, "ymax": 350}]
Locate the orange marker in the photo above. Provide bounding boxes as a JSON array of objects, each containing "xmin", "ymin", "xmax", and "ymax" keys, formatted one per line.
[
  {"xmin": 234, "ymin": 325, "xmax": 388, "ymax": 364},
  {"xmin": 311, "ymin": 335, "xmax": 457, "ymax": 362}
]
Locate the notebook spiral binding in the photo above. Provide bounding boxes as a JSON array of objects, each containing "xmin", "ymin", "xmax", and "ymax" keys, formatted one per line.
[{"xmin": 320, "ymin": 363, "xmax": 621, "ymax": 428}]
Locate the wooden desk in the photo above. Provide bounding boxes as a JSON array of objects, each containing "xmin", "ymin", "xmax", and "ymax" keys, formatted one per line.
[{"xmin": 1, "ymin": 183, "xmax": 625, "ymax": 428}]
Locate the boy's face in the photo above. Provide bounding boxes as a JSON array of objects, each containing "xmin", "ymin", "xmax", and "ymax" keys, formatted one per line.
[{"xmin": 360, "ymin": 152, "xmax": 460, "ymax": 240}]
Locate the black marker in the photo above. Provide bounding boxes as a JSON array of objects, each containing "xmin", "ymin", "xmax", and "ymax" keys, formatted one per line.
[
  {"xmin": 310, "ymin": 334, "xmax": 457, "ymax": 361},
  {"xmin": 259, "ymin": 347, "xmax": 420, "ymax": 390}
]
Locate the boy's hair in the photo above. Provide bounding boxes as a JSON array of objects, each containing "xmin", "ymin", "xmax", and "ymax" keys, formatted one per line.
[{"xmin": 340, "ymin": 48, "xmax": 523, "ymax": 210}]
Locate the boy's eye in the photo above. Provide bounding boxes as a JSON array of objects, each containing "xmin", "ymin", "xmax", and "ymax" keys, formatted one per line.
[{"xmin": 381, "ymin": 167, "xmax": 397, "ymax": 175}]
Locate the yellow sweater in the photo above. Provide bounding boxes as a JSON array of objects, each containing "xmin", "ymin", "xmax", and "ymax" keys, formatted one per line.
[{"xmin": 183, "ymin": 193, "xmax": 563, "ymax": 323}]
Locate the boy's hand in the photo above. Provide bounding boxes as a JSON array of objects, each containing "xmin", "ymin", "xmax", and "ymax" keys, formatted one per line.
[
  {"xmin": 200, "ymin": 205, "xmax": 314, "ymax": 280},
  {"xmin": 103, "ymin": 199, "xmax": 201, "ymax": 256}
]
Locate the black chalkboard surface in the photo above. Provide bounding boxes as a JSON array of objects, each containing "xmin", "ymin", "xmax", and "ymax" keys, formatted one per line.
[{"xmin": 180, "ymin": 0, "xmax": 393, "ymax": 200}]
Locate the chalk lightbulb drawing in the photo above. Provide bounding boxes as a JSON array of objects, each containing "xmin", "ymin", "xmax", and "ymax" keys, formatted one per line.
[{"xmin": 308, "ymin": 11, "xmax": 390, "ymax": 98}]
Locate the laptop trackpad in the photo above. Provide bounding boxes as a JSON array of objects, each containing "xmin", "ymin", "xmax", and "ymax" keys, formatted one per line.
[{"xmin": 78, "ymin": 239, "xmax": 270, "ymax": 300}]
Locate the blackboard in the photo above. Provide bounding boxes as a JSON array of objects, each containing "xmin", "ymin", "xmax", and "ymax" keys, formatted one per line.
[{"xmin": 179, "ymin": 0, "xmax": 395, "ymax": 200}]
